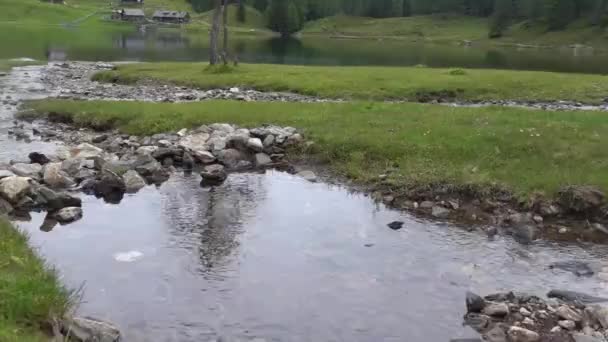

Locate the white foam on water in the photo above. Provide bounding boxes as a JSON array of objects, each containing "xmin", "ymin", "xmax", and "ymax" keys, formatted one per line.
[{"xmin": 113, "ymin": 250, "xmax": 144, "ymax": 262}]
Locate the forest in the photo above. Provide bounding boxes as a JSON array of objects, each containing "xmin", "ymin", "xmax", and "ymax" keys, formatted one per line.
[{"xmin": 189, "ymin": 0, "xmax": 608, "ymax": 37}]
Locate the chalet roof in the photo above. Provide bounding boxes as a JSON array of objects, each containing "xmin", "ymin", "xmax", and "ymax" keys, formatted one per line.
[
  {"xmin": 152, "ymin": 10, "xmax": 189, "ymax": 19},
  {"xmin": 122, "ymin": 9, "xmax": 145, "ymax": 17}
]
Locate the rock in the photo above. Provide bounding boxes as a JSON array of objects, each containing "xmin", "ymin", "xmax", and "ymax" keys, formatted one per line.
[
  {"xmin": 162, "ymin": 157, "xmax": 174, "ymax": 167},
  {"xmin": 556, "ymin": 305, "xmax": 582, "ymax": 322},
  {"xmin": 152, "ymin": 147, "xmax": 182, "ymax": 161},
  {"xmin": 548, "ymin": 290, "xmax": 608, "ymax": 304},
  {"xmin": 522, "ymin": 317, "xmax": 535, "ymax": 326},
  {"xmin": 207, "ymin": 136, "xmax": 227, "ymax": 152},
  {"xmin": 558, "ymin": 320, "xmax": 576, "ymax": 330},
  {"xmin": 550, "ymin": 326, "xmax": 561, "ymax": 333},
  {"xmin": 28, "ymin": 152, "xmax": 50, "ymax": 165},
  {"xmin": 157, "ymin": 139, "xmax": 172, "ymax": 147},
  {"xmin": 217, "ymin": 148, "xmax": 248, "ymax": 169},
  {"xmin": 558, "ymin": 186, "xmax": 605, "ymax": 214},
  {"xmin": 263, "ymin": 135, "xmax": 275, "ymax": 148},
  {"xmin": 74, "ymin": 169, "xmax": 97, "ymax": 182},
  {"xmin": 520, "ymin": 307, "xmax": 532, "ymax": 316},
  {"xmin": 431, "ymin": 206, "xmax": 450, "ymax": 219},
  {"xmin": 200, "ymin": 164, "xmax": 227, "ymax": 185},
  {"xmin": 63, "ymin": 316, "xmax": 121, "ymax": 342},
  {"xmin": 177, "ymin": 128, "xmax": 188, "ymax": 137},
  {"xmin": 420, "ymin": 201, "xmax": 434, "ymax": 209},
  {"xmin": 0, "ymin": 176, "xmax": 32, "ymax": 203},
  {"xmin": 483, "ymin": 326, "xmax": 507, "ymax": 342},
  {"xmin": 43, "ymin": 163, "xmax": 76, "ymax": 188},
  {"xmin": 33, "ymin": 186, "xmax": 81, "ymax": 210},
  {"xmin": 549, "ymin": 261, "xmax": 594, "ymax": 277},
  {"xmin": 286, "ymin": 133, "xmax": 304, "ymax": 146},
  {"xmin": 482, "ymin": 302, "xmax": 510, "ymax": 317},
  {"xmin": 182, "ymin": 152, "xmax": 194, "ymax": 170},
  {"xmin": 538, "ymin": 202, "xmax": 561, "ymax": 217},
  {"xmin": 297, "ymin": 170, "xmax": 317, "ymax": 182},
  {"xmin": 193, "ymin": 150, "xmax": 216, "ymax": 164},
  {"xmin": 136, "ymin": 146, "xmax": 158, "ymax": 155},
  {"xmin": 254, "ymin": 153, "xmax": 272, "ymax": 167},
  {"xmin": 532, "ymin": 215, "xmax": 543, "ymax": 223},
  {"xmin": 507, "ymin": 326, "xmax": 539, "ymax": 342},
  {"xmin": 9, "ymin": 163, "xmax": 42, "ymax": 178},
  {"xmin": 572, "ymin": 334, "xmax": 605, "ymax": 342},
  {"xmin": 592, "ymin": 223, "xmax": 608, "ymax": 235},
  {"xmin": 178, "ymin": 132, "xmax": 209, "ymax": 151},
  {"xmin": 387, "ymin": 221, "xmax": 404, "ymax": 230},
  {"xmin": 72, "ymin": 143, "xmax": 104, "ymax": 159},
  {"xmin": 92, "ymin": 134, "xmax": 109, "ymax": 143},
  {"xmin": 558, "ymin": 227, "xmax": 569, "ymax": 234},
  {"xmin": 209, "ymin": 123, "xmax": 234, "ymax": 134},
  {"xmin": 94, "ymin": 169, "xmax": 126, "ymax": 198},
  {"xmin": 246, "ymin": 138, "xmax": 264, "ymax": 152},
  {"xmin": 0, "ymin": 197, "xmax": 13, "ymax": 215},
  {"xmin": 0, "ymin": 170, "xmax": 15, "ymax": 180},
  {"xmin": 511, "ymin": 224, "xmax": 537, "ymax": 244},
  {"xmin": 227, "ymin": 132, "xmax": 250, "ymax": 150},
  {"xmin": 53, "ymin": 207, "xmax": 83, "ymax": 223},
  {"xmin": 123, "ymin": 170, "xmax": 146, "ymax": 193},
  {"xmin": 463, "ymin": 313, "xmax": 490, "ymax": 331},
  {"xmin": 466, "ymin": 291, "xmax": 486, "ymax": 313},
  {"xmin": 585, "ymin": 304, "xmax": 608, "ymax": 328}
]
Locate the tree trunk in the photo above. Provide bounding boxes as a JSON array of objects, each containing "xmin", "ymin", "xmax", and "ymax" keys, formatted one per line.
[
  {"xmin": 209, "ymin": 0, "xmax": 222, "ymax": 65},
  {"xmin": 222, "ymin": 0, "xmax": 229, "ymax": 64}
]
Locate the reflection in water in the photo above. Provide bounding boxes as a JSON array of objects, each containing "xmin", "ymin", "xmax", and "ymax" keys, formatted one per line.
[{"xmin": 15, "ymin": 171, "xmax": 608, "ymax": 341}]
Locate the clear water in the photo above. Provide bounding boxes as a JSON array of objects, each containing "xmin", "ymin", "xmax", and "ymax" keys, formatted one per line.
[{"xmin": 1, "ymin": 25, "xmax": 608, "ymax": 74}]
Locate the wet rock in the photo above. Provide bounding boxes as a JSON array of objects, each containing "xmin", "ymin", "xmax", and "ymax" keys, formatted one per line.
[
  {"xmin": 548, "ymin": 290, "xmax": 608, "ymax": 304},
  {"xmin": 254, "ymin": 153, "xmax": 272, "ymax": 168},
  {"xmin": 28, "ymin": 152, "xmax": 50, "ymax": 165},
  {"xmin": 123, "ymin": 170, "xmax": 146, "ymax": 193},
  {"xmin": 558, "ymin": 186, "xmax": 605, "ymax": 214},
  {"xmin": 483, "ymin": 326, "xmax": 507, "ymax": 342},
  {"xmin": 72, "ymin": 143, "xmax": 104, "ymax": 159},
  {"xmin": 193, "ymin": 150, "xmax": 216, "ymax": 164},
  {"xmin": 432, "ymin": 205, "xmax": 450, "ymax": 219},
  {"xmin": 549, "ymin": 261, "xmax": 594, "ymax": 277},
  {"xmin": 0, "ymin": 176, "xmax": 32, "ymax": 203},
  {"xmin": 483, "ymin": 302, "xmax": 510, "ymax": 317},
  {"xmin": 387, "ymin": 221, "xmax": 404, "ymax": 230},
  {"xmin": 9, "ymin": 163, "xmax": 42, "ymax": 179},
  {"xmin": 507, "ymin": 326, "xmax": 539, "ymax": 342},
  {"xmin": 0, "ymin": 170, "xmax": 15, "ymax": 180},
  {"xmin": 466, "ymin": 291, "xmax": 486, "ymax": 313},
  {"xmin": 63, "ymin": 316, "xmax": 121, "ymax": 342},
  {"xmin": 178, "ymin": 132, "xmax": 210, "ymax": 151},
  {"xmin": 53, "ymin": 207, "xmax": 83, "ymax": 223},
  {"xmin": 182, "ymin": 152, "xmax": 194, "ymax": 170},
  {"xmin": 263, "ymin": 135, "xmax": 275, "ymax": 148},
  {"xmin": 585, "ymin": 304, "xmax": 608, "ymax": 328},
  {"xmin": 297, "ymin": 170, "xmax": 317, "ymax": 182},
  {"xmin": 463, "ymin": 313, "xmax": 490, "ymax": 331},
  {"xmin": 217, "ymin": 148, "xmax": 248, "ymax": 170},
  {"xmin": 0, "ymin": 197, "xmax": 13, "ymax": 215},
  {"xmin": 33, "ymin": 186, "xmax": 81, "ymax": 210},
  {"xmin": 92, "ymin": 134, "xmax": 109, "ymax": 143},
  {"xmin": 200, "ymin": 164, "xmax": 227, "ymax": 185},
  {"xmin": 39, "ymin": 217, "xmax": 58, "ymax": 232},
  {"xmin": 572, "ymin": 333, "xmax": 605, "ymax": 342},
  {"xmin": 94, "ymin": 169, "xmax": 126, "ymax": 198},
  {"xmin": 246, "ymin": 138, "xmax": 264, "ymax": 152},
  {"xmin": 558, "ymin": 320, "xmax": 576, "ymax": 330},
  {"xmin": 43, "ymin": 162, "xmax": 76, "ymax": 188}
]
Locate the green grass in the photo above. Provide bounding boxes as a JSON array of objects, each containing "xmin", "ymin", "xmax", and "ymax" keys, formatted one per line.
[
  {"xmin": 94, "ymin": 62, "xmax": 608, "ymax": 103},
  {"xmin": 24, "ymin": 99, "xmax": 608, "ymax": 198},
  {"xmin": 0, "ymin": 219, "xmax": 71, "ymax": 342},
  {"xmin": 0, "ymin": 59, "xmax": 41, "ymax": 72},
  {"xmin": 302, "ymin": 14, "xmax": 608, "ymax": 48}
]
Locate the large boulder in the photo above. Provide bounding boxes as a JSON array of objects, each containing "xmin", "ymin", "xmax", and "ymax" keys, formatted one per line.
[
  {"xmin": 193, "ymin": 150, "xmax": 216, "ymax": 164},
  {"xmin": 558, "ymin": 186, "xmax": 605, "ymax": 215},
  {"xmin": 94, "ymin": 170, "xmax": 126, "ymax": 199},
  {"xmin": 43, "ymin": 163, "xmax": 76, "ymax": 188},
  {"xmin": 123, "ymin": 170, "xmax": 146, "ymax": 193},
  {"xmin": 0, "ymin": 197, "xmax": 13, "ymax": 215},
  {"xmin": 217, "ymin": 148, "xmax": 249, "ymax": 170},
  {"xmin": 178, "ymin": 132, "xmax": 210, "ymax": 151},
  {"xmin": 63, "ymin": 316, "xmax": 121, "ymax": 342},
  {"xmin": 0, "ymin": 176, "xmax": 32, "ymax": 203},
  {"xmin": 9, "ymin": 163, "xmax": 42, "ymax": 179},
  {"xmin": 200, "ymin": 164, "xmax": 227, "ymax": 185},
  {"xmin": 53, "ymin": 207, "xmax": 83, "ymax": 224},
  {"xmin": 32, "ymin": 185, "xmax": 81, "ymax": 210}
]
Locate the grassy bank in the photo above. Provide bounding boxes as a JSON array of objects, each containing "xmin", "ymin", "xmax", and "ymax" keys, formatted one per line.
[
  {"xmin": 94, "ymin": 63, "xmax": 608, "ymax": 103},
  {"xmin": 0, "ymin": 219, "xmax": 70, "ymax": 341},
  {"xmin": 0, "ymin": 60, "xmax": 40, "ymax": 72},
  {"xmin": 25, "ymin": 99, "xmax": 608, "ymax": 198},
  {"xmin": 301, "ymin": 15, "xmax": 608, "ymax": 48}
]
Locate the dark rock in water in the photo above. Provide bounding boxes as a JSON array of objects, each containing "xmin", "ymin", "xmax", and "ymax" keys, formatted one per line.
[
  {"xmin": 93, "ymin": 170, "xmax": 126, "ymax": 200},
  {"xmin": 549, "ymin": 261, "xmax": 594, "ymax": 277},
  {"xmin": 510, "ymin": 224, "xmax": 537, "ymax": 244},
  {"xmin": 39, "ymin": 216, "xmax": 58, "ymax": 232},
  {"xmin": 28, "ymin": 152, "xmax": 50, "ymax": 165},
  {"xmin": 466, "ymin": 291, "xmax": 486, "ymax": 313},
  {"xmin": 463, "ymin": 313, "xmax": 490, "ymax": 331},
  {"xmin": 558, "ymin": 185, "xmax": 605, "ymax": 215},
  {"xmin": 53, "ymin": 207, "xmax": 83, "ymax": 224},
  {"xmin": 547, "ymin": 290, "xmax": 608, "ymax": 304},
  {"xmin": 152, "ymin": 147, "xmax": 182, "ymax": 161},
  {"xmin": 200, "ymin": 164, "xmax": 227, "ymax": 186},
  {"xmin": 33, "ymin": 186, "xmax": 82, "ymax": 210},
  {"xmin": 387, "ymin": 221, "xmax": 404, "ymax": 230},
  {"xmin": 182, "ymin": 152, "xmax": 194, "ymax": 170}
]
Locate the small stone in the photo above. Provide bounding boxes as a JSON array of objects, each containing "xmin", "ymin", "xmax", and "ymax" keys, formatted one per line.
[
  {"xmin": 246, "ymin": 138, "xmax": 264, "ymax": 152},
  {"xmin": 466, "ymin": 291, "xmax": 485, "ymax": 313},
  {"xmin": 157, "ymin": 139, "xmax": 172, "ymax": 147},
  {"xmin": 286, "ymin": 133, "xmax": 303, "ymax": 146},
  {"xmin": 297, "ymin": 170, "xmax": 317, "ymax": 182},
  {"xmin": 557, "ymin": 305, "xmax": 582, "ymax": 322},
  {"xmin": 558, "ymin": 227, "xmax": 569, "ymax": 234},
  {"xmin": 533, "ymin": 215, "xmax": 543, "ymax": 223},
  {"xmin": 28, "ymin": 152, "xmax": 51, "ymax": 165},
  {"xmin": 254, "ymin": 153, "xmax": 272, "ymax": 167},
  {"xmin": 72, "ymin": 143, "xmax": 104, "ymax": 159},
  {"xmin": 92, "ymin": 134, "xmax": 108, "ymax": 143},
  {"xmin": 522, "ymin": 317, "xmax": 535, "ymax": 326},
  {"xmin": 507, "ymin": 326, "xmax": 539, "ymax": 342},
  {"xmin": 420, "ymin": 201, "xmax": 434, "ymax": 209},
  {"xmin": 0, "ymin": 176, "xmax": 32, "ymax": 204},
  {"xmin": 53, "ymin": 207, "xmax": 83, "ymax": 224},
  {"xmin": 558, "ymin": 320, "xmax": 576, "ymax": 330},
  {"xmin": 520, "ymin": 307, "xmax": 532, "ymax": 316},
  {"xmin": 432, "ymin": 205, "xmax": 450, "ymax": 218},
  {"xmin": 387, "ymin": 221, "xmax": 404, "ymax": 230},
  {"xmin": 550, "ymin": 326, "xmax": 561, "ymax": 333},
  {"xmin": 177, "ymin": 128, "xmax": 188, "ymax": 137},
  {"xmin": 193, "ymin": 150, "xmax": 216, "ymax": 164},
  {"xmin": 483, "ymin": 302, "xmax": 510, "ymax": 317},
  {"xmin": 136, "ymin": 146, "xmax": 158, "ymax": 155},
  {"xmin": 263, "ymin": 135, "xmax": 275, "ymax": 148}
]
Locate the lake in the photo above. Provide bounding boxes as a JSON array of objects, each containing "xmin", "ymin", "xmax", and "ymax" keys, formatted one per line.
[{"xmin": 2, "ymin": 24, "xmax": 608, "ymax": 74}]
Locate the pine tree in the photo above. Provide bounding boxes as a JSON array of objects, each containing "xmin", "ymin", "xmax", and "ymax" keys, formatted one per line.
[
  {"xmin": 237, "ymin": 0, "xmax": 247, "ymax": 22},
  {"xmin": 489, "ymin": 0, "xmax": 512, "ymax": 37}
]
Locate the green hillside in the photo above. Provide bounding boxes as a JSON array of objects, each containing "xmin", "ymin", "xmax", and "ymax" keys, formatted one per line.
[{"xmin": 199, "ymin": 4, "xmax": 266, "ymax": 29}]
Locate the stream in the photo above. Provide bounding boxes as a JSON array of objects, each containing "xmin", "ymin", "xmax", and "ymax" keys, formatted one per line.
[{"xmin": 3, "ymin": 64, "xmax": 608, "ymax": 341}]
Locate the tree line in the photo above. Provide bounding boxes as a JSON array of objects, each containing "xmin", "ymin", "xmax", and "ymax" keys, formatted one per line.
[{"xmin": 189, "ymin": 0, "xmax": 608, "ymax": 37}]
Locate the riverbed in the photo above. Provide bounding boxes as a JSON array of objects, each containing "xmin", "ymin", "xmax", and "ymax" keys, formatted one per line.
[{"xmin": 3, "ymin": 64, "xmax": 608, "ymax": 341}]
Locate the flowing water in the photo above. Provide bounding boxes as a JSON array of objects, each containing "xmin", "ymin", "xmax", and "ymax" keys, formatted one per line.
[{"xmin": 3, "ymin": 49, "xmax": 608, "ymax": 341}]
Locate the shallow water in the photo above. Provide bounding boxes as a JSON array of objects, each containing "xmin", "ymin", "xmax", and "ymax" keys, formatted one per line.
[{"xmin": 15, "ymin": 171, "xmax": 608, "ymax": 341}]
